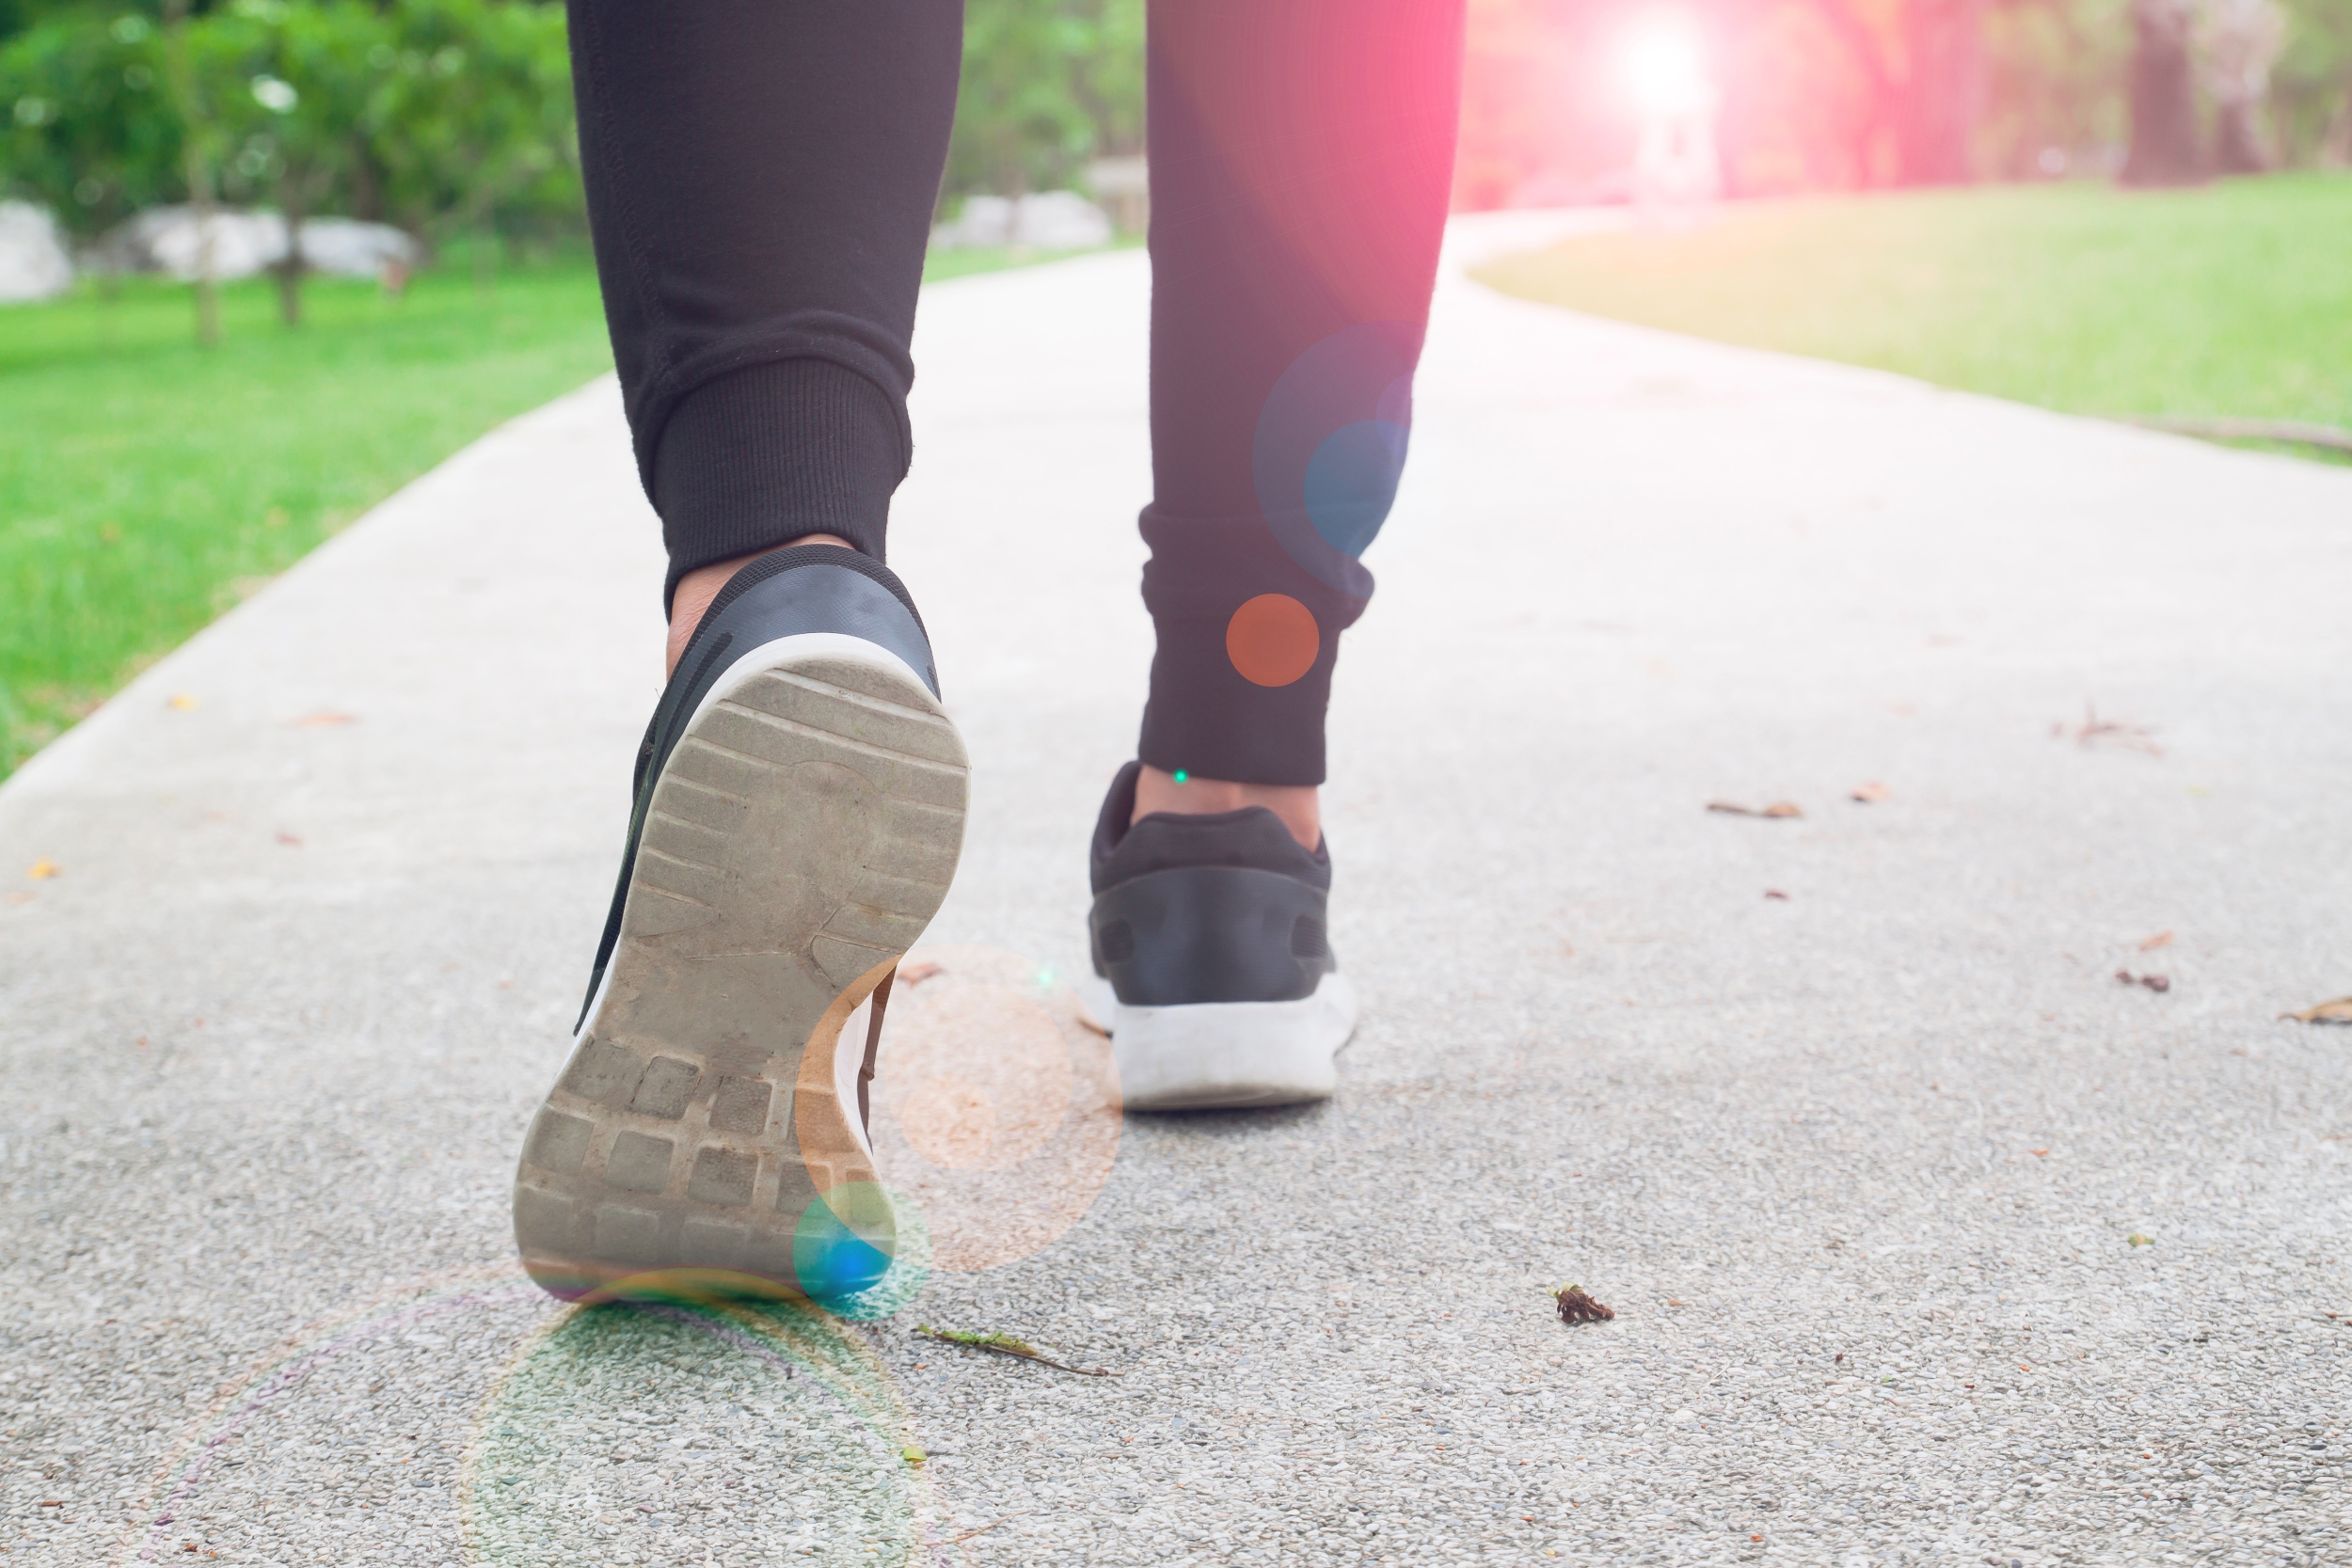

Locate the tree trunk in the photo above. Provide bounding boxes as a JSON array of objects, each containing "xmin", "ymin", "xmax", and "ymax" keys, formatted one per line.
[
  {"xmin": 2328, "ymin": 72, "xmax": 2352, "ymax": 167},
  {"xmin": 275, "ymin": 182, "xmax": 307, "ymax": 328},
  {"xmin": 2201, "ymin": 0, "xmax": 2284, "ymax": 174},
  {"xmin": 1895, "ymin": 0, "xmax": 1985, "ymax": 185},
  {"xmin": 1807, "ymin": 0, "xmax": 1898, "ymax": 186},
  {"xmin": 2212, "ymin": 98, "xmax": 2269, "ymax": 172},
  {"xmin": 348, "ymin": 139, "xmax": 385, "ymax": 223},
  {"xmin": 161, "ymin": 0, "xmax": 219, "ymax": 347},
  {"xmin": 2122, "ymin": 0, "xmax": 2201, "ymax": 185},
  {"xmin": 97, "ymin": 265, "xmax": 121, "ymax": 351}
]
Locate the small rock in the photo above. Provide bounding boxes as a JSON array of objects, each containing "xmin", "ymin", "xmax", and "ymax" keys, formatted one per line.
[
  {"xmin": 930, "ymin": 191, "xmax": 1113, "ymax": 250},
  {"xmin": 0, "ymin": 201, "xmax": 73, "ymax": 302}
]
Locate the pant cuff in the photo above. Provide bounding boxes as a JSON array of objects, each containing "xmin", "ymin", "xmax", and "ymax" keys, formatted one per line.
[
  {"xmin": 653, "ymin": 357, "xmax": 904, "ymax": 609},
  {"xmin": 1134, "ymin": 508, "xmax": 1374, "ymax": 787}
]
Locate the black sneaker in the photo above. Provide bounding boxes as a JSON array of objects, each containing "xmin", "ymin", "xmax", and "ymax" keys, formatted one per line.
[
  {"xmin": 1078, "ymin": 761, "xmax": 1358, "ymax": 1109},
  {"xmin": 512, "ymin": 546, "xmax": 967, "ymax": 1308}
]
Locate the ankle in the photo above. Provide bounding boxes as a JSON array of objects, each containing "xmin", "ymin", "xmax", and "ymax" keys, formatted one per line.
[
  {"xmin": 666, "ymin": 533, "xmax": 856, "ymax": 677},
  {"xmin": 1133, "ymin": 764, "xmax": 1320, "ymax": 851}
]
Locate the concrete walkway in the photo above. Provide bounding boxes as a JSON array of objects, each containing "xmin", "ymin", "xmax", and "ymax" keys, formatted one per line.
[{"xmin": 4, "ymin": 216, "xmax": 2349, "ymax": 1567}]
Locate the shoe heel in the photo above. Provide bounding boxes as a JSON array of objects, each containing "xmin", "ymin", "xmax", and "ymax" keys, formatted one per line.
[{"xmin": 515, "ymin": 636, "xmax": 965, "ymax": 1307}]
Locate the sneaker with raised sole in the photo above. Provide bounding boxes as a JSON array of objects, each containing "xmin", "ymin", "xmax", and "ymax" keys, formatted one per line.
[
  {"xmin": 512, "ymin": 546, "xmax": 968, "ymax": 1307},
  {"xmin": 1077, "ymin": 761, "xmax": 1358, "ymax": 1110}
]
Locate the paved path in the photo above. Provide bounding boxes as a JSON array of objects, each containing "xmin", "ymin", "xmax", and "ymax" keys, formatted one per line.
[{"xmin": 4, "ymin": 216, "xmax": 2350, "ymax": 1567}]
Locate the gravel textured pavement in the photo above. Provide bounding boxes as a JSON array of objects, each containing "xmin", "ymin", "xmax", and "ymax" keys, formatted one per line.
[{"xmin": 3, "ymin": 216, "xmax": 2349, "ymax": 1567}]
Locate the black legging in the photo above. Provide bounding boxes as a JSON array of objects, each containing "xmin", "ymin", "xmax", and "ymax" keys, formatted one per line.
[{"xmin": 564, "ymin": 0, "xmax": 1464, "ymax": 786}]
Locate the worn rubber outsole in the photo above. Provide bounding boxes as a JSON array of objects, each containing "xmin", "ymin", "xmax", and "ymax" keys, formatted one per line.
[
  {"xmin": 513, "ymin": 633, "xmax": 967, "ymax": 1305},
  {"xmin": 1076, "ymin": 972, "xmax": 1358, "ymax": 1110}
]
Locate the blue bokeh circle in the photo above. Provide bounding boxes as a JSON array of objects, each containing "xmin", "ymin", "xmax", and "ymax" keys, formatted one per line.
[{"xmin": 1251, "ymin": 322, "xmax": 1423, "ymax": 596}]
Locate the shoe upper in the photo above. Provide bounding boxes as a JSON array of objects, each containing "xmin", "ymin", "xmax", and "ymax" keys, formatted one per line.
[
  {"xmin": 578, "ymin": 546, "xmax": 938, "ymax": 1027},
  {"xmin": 1088, "ymin": 760, "xmax": 1337, "ymax": 1007}
]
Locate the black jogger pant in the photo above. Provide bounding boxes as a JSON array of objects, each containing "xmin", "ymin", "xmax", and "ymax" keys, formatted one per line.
[{"xmin": 565, "ymin": 0, "xmax": 1465, "ymax": 786}]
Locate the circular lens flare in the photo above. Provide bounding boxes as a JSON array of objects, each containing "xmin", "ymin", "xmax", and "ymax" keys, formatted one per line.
[{"xmin": 865, "ymin": 945, "xmax": 1121, "ymax": 1274}]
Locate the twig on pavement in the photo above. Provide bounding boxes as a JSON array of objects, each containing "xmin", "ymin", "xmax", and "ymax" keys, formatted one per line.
[
  {"xmin": 914, "ymin": 1325, "xmax": 1119, "ymax": 1376},
  {"xmin": 2126, "ymin": 414, "xmax": 2352, "ymax": 453}
]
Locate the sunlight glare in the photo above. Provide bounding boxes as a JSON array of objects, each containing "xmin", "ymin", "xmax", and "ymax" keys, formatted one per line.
[{"xmin": 1622, "ymin": 16, "xmax": 1710, "ymax": 117}]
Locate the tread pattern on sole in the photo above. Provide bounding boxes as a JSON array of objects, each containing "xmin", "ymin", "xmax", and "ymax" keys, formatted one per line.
[{"xmin": 515, "ymin": 647, "xmax": 967, "ymax": 1294}]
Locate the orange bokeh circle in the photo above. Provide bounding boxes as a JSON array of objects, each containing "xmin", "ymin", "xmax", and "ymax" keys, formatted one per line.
[
  {"xmin": 864, "ymin": 945, "xmax": 1121, "ymax": 1274},
  {"xmin": 1225, "ymin": 594, "xmax": 1320, "ymax": 688}
]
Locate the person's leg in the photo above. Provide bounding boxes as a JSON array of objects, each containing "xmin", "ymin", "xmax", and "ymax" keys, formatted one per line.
[
  {"xmin": 1135, "ymin": 0, "xmax": 1467, "ymax": 845},
  {"xmin": 516, "ymin": 2, "xmax": 970, "ymax": 1306},
  {"xmin": 1085, "ymin": 0, "xmax": 1465, "ymax": 1110},
  {"xmin": 565, "ymin": 0, "xmax": 962, "ymax": 626}
]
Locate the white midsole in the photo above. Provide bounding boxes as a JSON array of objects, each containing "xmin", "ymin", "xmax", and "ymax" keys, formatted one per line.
[{"xmin": 1079, "ymin": 972, "xmax": 1359, "ymax": 1111}]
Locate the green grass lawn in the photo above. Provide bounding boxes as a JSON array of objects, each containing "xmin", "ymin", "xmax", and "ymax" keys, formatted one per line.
[
  {"xmin": 0, "ymin": 241, "xmax": 1100, "ymax": 777},
  {"xmin": 1475, "ymin": 173, "xmax": 2352, "ymax": 446}
]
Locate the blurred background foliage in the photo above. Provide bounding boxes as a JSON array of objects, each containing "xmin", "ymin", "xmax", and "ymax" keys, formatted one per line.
[
  {"xmin": 7, "ymin": 0, "xmax": 2346, "ymax": 248},
  {"xmin": 1455, "ymin": 0, "xmax": 2351, "ymax": 205},
  {"xmin": 3, "ymin": 0, "xmax": 2346, "ymax": 779},
  {"xmin": 946, "ymin": 0, "xmax": 1143, "ymax": 199},
  {"xmin": 1, "ymin": 0, "xmax": 577, "ymax": 255}
]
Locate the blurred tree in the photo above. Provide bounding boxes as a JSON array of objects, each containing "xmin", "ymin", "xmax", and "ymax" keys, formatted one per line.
[
  {"xmin": 0, "ymin": 0, "xmax": 104, "ymax": 47},
  {"xmin": 1719, "ymin": 0, "xmax": 1885, "ymax": 188},
  {"xmin": 1894, "ymin": 0, "xmax": 1990, "ymax": 181},
  {"xmin": 160, "ymin": 0, "xmax": 220, "ymax": 342},
  {"xmin": 945, "ymin": 0, "xmax": 1141, "ymax": 203},
  {"xmin": 1459, "ymin": 0, "xmax": 1995, "ymax": 200},
  {"xmin": 365, "ymin": 0, "xmax": 577, "ymax": 252},
  {"xmin": 1461, "ymin": 0, "xmax": 2349, "ymax": 200},
  {"xmin": 203, "ymin": 0, "xmax": 389, "ymax": 325},
  {"xmin": 0, "ymin": 8, "xmax": 181, "ymax": 243},
  {"xmin": 1761, "ymin": 0, "xmax": 1989, "ymax": 184},
  {"xmin": 2201, "ymin": 0, "xmax": 2286, "ymax": 169},
  {"xmin": 2122, "ymin": 0, "xmax": 2203, "ymax": 181},
  {"xmin": 1, "ymin": 0, "xmax": 578, "ymax": 334},
  {"xmin": 2274, "ymin": 0, "xmax": 2352, "ymax": 162},
  {"xmin": 1979, "ymin": 0, "xmax": 2130, "ymax": 179}
]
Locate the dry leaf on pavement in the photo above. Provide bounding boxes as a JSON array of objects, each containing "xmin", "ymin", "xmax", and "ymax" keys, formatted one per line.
[
  {"xmin": 2138, "ymin": 931, "xmax": 2174, "ymax": 951},
  {"xmin": 2055, "ymin": 703, "xmax": 2162, "ymax": 756},
  {"xmin": 1850, "ymin": 781, "xmax": 1892, "ymax": 802},
  {"xmin": 1708, "ymin": 800, "xmax": 1803, "ymax": 818},
  {"xmin": 25, "ymin": 860, "xmax": 59, "ymax": 879},
  {"xmin": 1554, "ymin": 1284, "xmax": 1614, "ymax": 1323},
  {"xmin": 2280, "ymin": 997, "xmax": 2352, "ymax": 1025},
  {"xmin": 292, "ymin": 711, "xmax": 357, "ymax": 728}
]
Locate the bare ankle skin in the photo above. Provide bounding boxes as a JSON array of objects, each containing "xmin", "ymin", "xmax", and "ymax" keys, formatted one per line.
[
  {"xmin": 1133, "ymin": 764, "xmax": 1320, "ymax": 851},
  {"xmin": 665, "ymin": 533, "xmax": 855, "ymax": 677},
  {"xmin": 665, "ymin": 548, "xmax": 1323, "ymax": 851}
]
